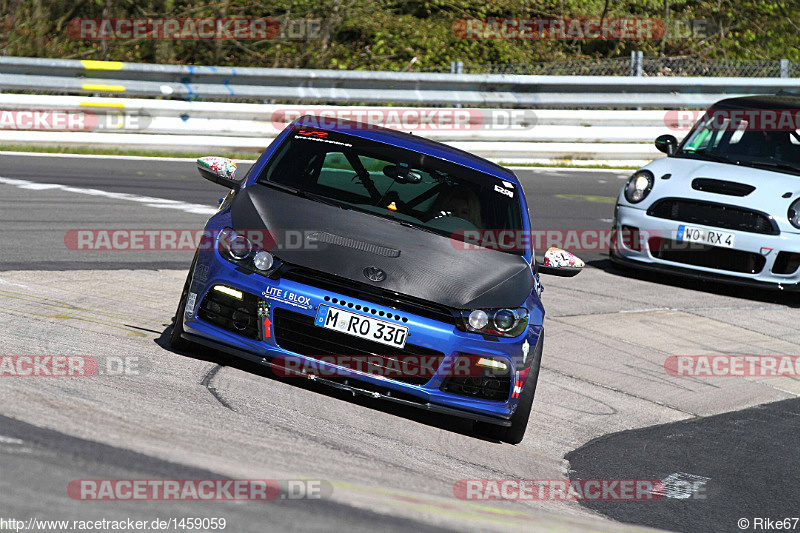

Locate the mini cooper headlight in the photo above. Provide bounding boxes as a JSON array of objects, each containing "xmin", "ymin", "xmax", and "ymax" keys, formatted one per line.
[
  {"xmin": 789, "ymin": 198, "xmax": 800, "ymax": 229},
  {"xmin": 218, "ymin": 228, "xmax": 280, "ymax": 276},
  {"xmin": 624, "ymin": 170, "xmax": 655, "ymax": 204},
  {"xmin": 459, "ymin": 308, "xmax": 529, "ymax": 338}
]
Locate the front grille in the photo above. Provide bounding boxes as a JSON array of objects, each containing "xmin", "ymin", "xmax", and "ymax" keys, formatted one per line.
[
  {"xmin": 649, "ymin": 237, "xmax": 766, "ymax": 274},
  {"xmin": 198, "ymin": 288, "xmax": 262, "ymax": 340},
  {"xmin": 692, "ymin": 178, "xmax": 755, "ymax": 197},
  {"xmin": 272, "ymin": 308, "xmax": 445, "ymax": 386},
  {"xmin": 280, "ymin": 264, "xmax": 457, "ymax": 325},
  {"xmin": 648, "ymin": 198, "xmax": 779, "ymax": 235}
]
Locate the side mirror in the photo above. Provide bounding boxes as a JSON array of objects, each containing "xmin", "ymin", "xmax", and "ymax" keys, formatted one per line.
[
  {"xmin": 536, "ymin": 247, "xmax": 584, "ymax": 277},
  {"xmin": 655, "ymin": 134, "xmax": 678, "ymax": 156},
  {"xmin": 197, "ymin": 156, "xmax": 238, "ymax": 188}
]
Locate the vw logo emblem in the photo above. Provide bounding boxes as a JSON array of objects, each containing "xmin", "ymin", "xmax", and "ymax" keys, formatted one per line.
[{"xmin": 363, "ymin": 266, "xmax": 386, "ymax": 282}]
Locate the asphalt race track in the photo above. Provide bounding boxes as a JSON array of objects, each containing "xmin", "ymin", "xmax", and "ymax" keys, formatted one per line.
[{"xmin": 1, "ymin": 152, "xmax": 798, "ymax": 532}]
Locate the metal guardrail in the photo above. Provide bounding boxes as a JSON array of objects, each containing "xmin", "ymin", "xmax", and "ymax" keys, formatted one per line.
[
  {"xmin": 1, "ymin": 56, "xmax": 799, "ymax": 108},
  {"xmin": 0, "ymin": 93, "xmax": 674, "ymax": 165},
  {"xmin": 2, "ymin": 56, "xmax": 797, "ymax": 164}
]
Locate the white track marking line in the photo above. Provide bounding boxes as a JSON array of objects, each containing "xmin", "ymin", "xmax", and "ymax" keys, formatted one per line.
[
  {"xmin": 0, "ymin": 277, "xmax": 29, "ymax": 289},
  {"xmin": 0, "ymin": 176, "xmax": 218, "ymax": 215},
  {"xmin": 0, "ymin": 150, "xmax": 255, "ymax": 164}
]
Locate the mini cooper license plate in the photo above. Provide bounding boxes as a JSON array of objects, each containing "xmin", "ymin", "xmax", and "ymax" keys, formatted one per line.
[
  {"xmin": 677, "ymin": 225, "xmax": 736, "ymax": 248},
  {"xmin": 315, "ymin": 305, "xmax": 408, "ymax": 349}
]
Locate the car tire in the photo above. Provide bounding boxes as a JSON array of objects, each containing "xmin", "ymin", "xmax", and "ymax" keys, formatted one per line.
[
  {"xmin": 473, "ymin": 332, "xmax": 543, "ymax": 445},
  {"xmin": 169, "ymin": 252, "xmax": 198, "ymax": 351}
]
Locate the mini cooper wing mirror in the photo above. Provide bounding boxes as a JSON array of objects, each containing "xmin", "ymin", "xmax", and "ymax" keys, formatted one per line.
[
  {"xmin": 536, "ymin": 247, "xmax": 585, "ymax": 277},
  {"xmin": 655, "ymin": 134, "xmax": 678, "ymax": 156},
  {"xmin": 197, "ymin": 156, "xmax": 238, "ymax": 188}
]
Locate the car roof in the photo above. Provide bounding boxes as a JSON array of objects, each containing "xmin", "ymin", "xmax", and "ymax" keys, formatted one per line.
[
  {"xmin": 712, "ymin": 94, "xmax": 800, "ymax": 110},
  {"xmin": 293, "ymin": 115, "xmax": 519, "ymax": 184}
]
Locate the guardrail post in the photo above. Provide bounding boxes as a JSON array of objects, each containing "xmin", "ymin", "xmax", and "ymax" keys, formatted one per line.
[
  {"xmin": 630, "ymin": 51, "xmax": 643, "ymax": 77},
  {"xmin": 450, "ymin": 61, "xmax": 464, "ymax": 74},
  {"xmin": 780, "ymin": 59, "xmax": 789, "ymax": 78}
]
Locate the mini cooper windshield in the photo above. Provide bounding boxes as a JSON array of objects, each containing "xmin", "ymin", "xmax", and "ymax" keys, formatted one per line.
[
  {"xmin": 256, "ymin": 126, "xmax": 524, "ymax": 246},
  {"xmin": 677, "ymin": 109, "xmax": 800, "ymax": 175}
]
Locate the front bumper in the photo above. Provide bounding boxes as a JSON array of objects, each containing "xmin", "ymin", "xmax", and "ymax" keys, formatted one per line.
[
  {"xmin": 181, "ymin": 248, "xmax": 542, "ymax": 423},
  {"xmin": 613, "ymin": 204, "xmax": 800, "ymax": 289}
]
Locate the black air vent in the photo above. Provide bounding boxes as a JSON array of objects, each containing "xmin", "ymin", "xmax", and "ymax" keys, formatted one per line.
[
  {"xmin": 306, "ymin": 232, "xmax": 401, "ymax": 257},
  {"xmin": 692, "ymin": 178, "xmax": 755, "ymax": 197}
]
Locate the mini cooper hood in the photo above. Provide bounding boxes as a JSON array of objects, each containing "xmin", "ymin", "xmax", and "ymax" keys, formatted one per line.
[
  {"xmin": 646, "ymin": 157, "xmax": 800, "ymax": 197},
  {"xmin": 231, "ymin": 185, "xmax": 534, "ymax": 309}
]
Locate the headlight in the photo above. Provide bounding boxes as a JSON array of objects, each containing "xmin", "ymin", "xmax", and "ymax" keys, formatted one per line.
[
  {"xmin": 218, "ymin": 228, "xmax": 280, "ymax": 276},
  {"xmin": 253, "ymin": 251, "xmax": 275, "ymax": 271},
  {"xmin": 458, "ymin": 308, "xmax": 529, "ymax": 338},
  {"xmin": 624, "ymin": 170, "xmax": 654, "ymax": 204},
  {"xmin": 789, "ymin": 198, "xmax": 800, "ymax": 229},
  {"xmin": 468, "ymin": 310, "xmax": 489, "ymax": 329},
  {"xmin": 493, "ymin": 309, "xmax": 517, "ymax": 332}
]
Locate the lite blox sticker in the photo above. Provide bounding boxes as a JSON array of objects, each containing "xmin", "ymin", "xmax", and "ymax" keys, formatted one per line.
[{"xmin": 262, "ymin": 287, "xmax": 312, "ymax": 310}]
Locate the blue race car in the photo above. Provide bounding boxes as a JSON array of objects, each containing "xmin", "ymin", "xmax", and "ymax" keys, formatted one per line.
[{"xmin": 170, "ymin": 116, "xmax": 583, "ymax": 444}]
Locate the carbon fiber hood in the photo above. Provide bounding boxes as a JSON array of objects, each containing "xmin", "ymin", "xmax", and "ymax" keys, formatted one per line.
[{"xmin": 230, "ymin": 185, "xmax": 534, "ymax": 309}]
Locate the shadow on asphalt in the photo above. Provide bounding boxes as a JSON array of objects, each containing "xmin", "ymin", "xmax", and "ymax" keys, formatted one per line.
[
  {"xmin": 566, "ymin": 397, "xmax": 800, "ymax": 533},
  {"xmin": 154, "ymin": 321, "xmax": 503, "ymax": 444},
  {"xmin": 588, "ymin": 257, "xmax": 800, "ymax": 308}
]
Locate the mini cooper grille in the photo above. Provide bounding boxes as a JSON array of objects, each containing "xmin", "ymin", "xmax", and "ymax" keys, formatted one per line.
[
  {"xmin": 198, "ymin": 289, "xmax": 262, "ymax": 340},
  {"xmin": 279, "ymin": 265, "xmax": 457, "ymax": 325},
  {"xmin": 649, "ymin": 237, "xmax": 766, "ymax": 274},
  {"xmin": 647, "ymin": 198, "xmax": 779, "ymax": 235},
  {"xmin": 272, "ymin": 308, "xmax": 445, "ymax": 386}
]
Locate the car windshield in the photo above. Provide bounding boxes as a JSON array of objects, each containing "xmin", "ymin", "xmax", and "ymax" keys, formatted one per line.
[
  {"xmin": 256, "ymin": 126, "xmax": 524, "ymax": 249},
  {"xmin": 676, "ymin": 108, "xmax": 800, "ymax": 175}
]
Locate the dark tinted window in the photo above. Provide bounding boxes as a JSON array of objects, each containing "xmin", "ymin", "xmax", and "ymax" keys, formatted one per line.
[{"xmin": 257, "ymin": 127, "xmax": 524, "ymax": 238}]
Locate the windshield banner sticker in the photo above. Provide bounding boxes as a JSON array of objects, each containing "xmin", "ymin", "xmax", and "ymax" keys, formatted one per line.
[{"xmin": 494, "ymin": 184, "xmax": 514, "ymax": 198}]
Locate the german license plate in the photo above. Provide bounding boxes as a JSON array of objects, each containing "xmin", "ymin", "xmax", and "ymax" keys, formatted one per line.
[
  {"xmin": 314, "ymin": 305, "xmax": 408, "ymax": 349},
  {"xmin": 677, "ymin": 225, "xmax": 735, "ymax": 248}
]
